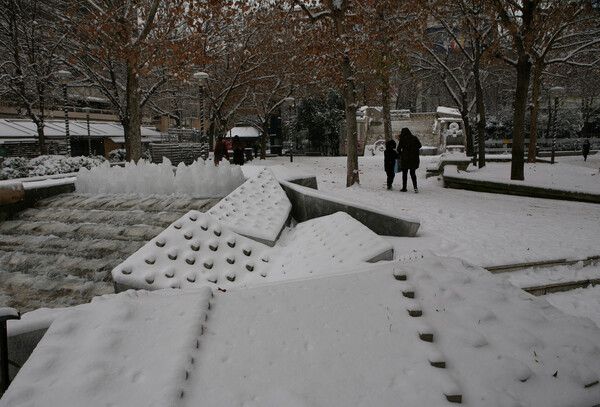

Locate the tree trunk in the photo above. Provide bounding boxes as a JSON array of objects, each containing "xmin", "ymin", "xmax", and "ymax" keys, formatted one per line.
[
  {"xmin": 473, "ymin": 43, "xmax": 486, "ymax": 168},
  {"xmin": 511, "ymin": 54, "xmax": 532, "ymax": 181},
  {"xmin": 341, "ymin": 55, "xmax": 359, "ymax": 187},
  {"xmin": 382, "ymin": 74, "xmax": 392, "ymax": 142},
  {"xmin": 125, "ymin": 63, "xmax": 142, "ymax": 163},
  {"xmin": 35, "ymin": 122, "xmax": 47, "ymax": 156},
  {"xmin": 527, "ymin": 62, "xmax": 544, "ymax": 163},
  {"xmin": 260, "ymin": 121, "xmax": 269, "ymax": 160},
  {"xmin": 459, "ymin": 91, "xmax": 473, "ymax": 156}
]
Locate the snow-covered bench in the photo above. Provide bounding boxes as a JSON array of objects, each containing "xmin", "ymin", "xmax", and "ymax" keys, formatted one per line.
[{"xmin": 426, "ymin": 152, "xmax": 472, "ymax": 178}]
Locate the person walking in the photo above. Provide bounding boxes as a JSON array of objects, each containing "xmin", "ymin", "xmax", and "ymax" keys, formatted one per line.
[
  {"xmin": 232, "ymin": 135, "xmax": 245, "ymax": 165},
  {"xmin": 384, "ymin": 138, "xmax": 399, "ymax": 190},
  {"xmin": 582, "ymin": 138, "xmax": 590, "ymax": 161},
  {"xmin": 214, "ymin": 136, "xmax": 229, "ymax": 165},
  {"xmin": 397, "ymin": 128, "xmax": 422, "ymax": 193}
]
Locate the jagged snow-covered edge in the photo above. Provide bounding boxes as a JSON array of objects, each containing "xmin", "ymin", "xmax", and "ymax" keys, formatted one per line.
[
  {"xmin": 207, "ymin": 168, "xmax": 291, "ymax": 245},
  {"xmin": 75, "ymin": 158, "xmax": 245, "ymax": 197}
]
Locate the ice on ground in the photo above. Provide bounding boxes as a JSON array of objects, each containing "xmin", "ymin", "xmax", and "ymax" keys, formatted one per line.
[
  {"xmin": 208, "ymin": 168, "xmax": 291, "ymax": 245},
  {"xmin": 0, "ymin": 288, "xmax": 212, "ymax": 407},
  {"xmin": 75, "ymin": 158, "xmax": 245, "ymax": 197}
]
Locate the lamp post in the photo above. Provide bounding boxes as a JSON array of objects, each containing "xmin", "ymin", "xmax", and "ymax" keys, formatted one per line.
[
  {"xmin": 284, "ymin": 96, "xmax": 295, "ymax": 162},
  {"xmin": 549, "ymin": 86, "xmax": 565, "ymax": 165},
  {"xmin": 193, "ymin": 71, "xmax": 209, "ymax": 149},
  {"xmin": 83, "ymin": 107, "xmax": 92, "ymax": 156},
  {"xmin": 56, "ymin": 70, "xmax": 72, "ymax": 156}
]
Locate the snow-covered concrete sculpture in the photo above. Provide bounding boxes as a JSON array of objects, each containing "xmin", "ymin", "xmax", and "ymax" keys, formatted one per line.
[
  {"xmin": 268, "ymin": 212, "xmax": 393, "ymax": 281},
  {"xmin": 112, "ymin": 211, "xmax": 272, "ymax": 292},
  {"xmin": 207, "ymin": 168, "xmax": 291, "ymax": 246},
  {"xmin": 112, "ymin": 210, "xmax": 393, "ymax": 292}
]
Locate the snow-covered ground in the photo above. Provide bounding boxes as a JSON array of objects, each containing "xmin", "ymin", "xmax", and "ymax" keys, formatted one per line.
[{"xmin": 3, "ymin": 152, "xmax": 600, "ymax": 406}]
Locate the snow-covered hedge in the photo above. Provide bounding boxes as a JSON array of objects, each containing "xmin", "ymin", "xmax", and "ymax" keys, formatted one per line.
[{"xmin": 0, "ymin": 155, "xmax": 106, "ymax": 180}]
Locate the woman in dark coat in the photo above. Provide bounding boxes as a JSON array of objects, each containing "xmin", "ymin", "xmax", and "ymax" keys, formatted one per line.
[
  {"xmin": 582, "ymin": 138, "xmax": 590, "ymax": 161},
  {"xmin": 232, "ymin": 135, "xmax": 244, "ymax": 165},
  {"xmin": 396, "ymin": 127, "xmax": 422, "ymax": 193},
  {"xmin": 384, "ymin": 139, "xmax": 399, "ymax": 190}
]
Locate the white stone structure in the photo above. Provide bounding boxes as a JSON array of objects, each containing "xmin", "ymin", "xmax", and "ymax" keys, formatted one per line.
[
  {"xmin": 207, "ymin": 168, "xmax": 291, "ymax": 246},
  {"xmin": 358, "ymin": 106, "xmax": 465, "ymax": 154}
]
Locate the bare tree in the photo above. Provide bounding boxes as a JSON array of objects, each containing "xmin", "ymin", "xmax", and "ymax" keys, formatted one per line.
[
  {"xmin": 290, "ymin": 0, "xmax": 361, "ymax": 187},
  {"xmin": 0, "ymin": 0, "xmax": 65, "ymax": 155},
  {"xmin": 61, "ymin": 0, "xmax": 207, "ymax": 162}
]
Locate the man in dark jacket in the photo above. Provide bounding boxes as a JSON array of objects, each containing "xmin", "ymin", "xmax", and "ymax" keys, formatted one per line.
[
  {"xmin": 397, "ymin": 128, "xmax": 422, "ymax": 193},
  {"xmin": 384, "ymin": 139, "xmax": 399, "ymax": 190}
]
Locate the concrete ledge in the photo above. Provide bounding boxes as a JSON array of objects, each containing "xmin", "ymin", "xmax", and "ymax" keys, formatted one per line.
[
  {"xmin": 443, "ymin": 171, "xmax": 600, "ymax": 204},
  {"xmin": 7, "ymin": 328, "xmax": 49, "ymax": 381},
  {"xmin": 524, "ymin": 279, "xmax": 600, "ymax": 296},
  {"xmin": 279, "ymin": 180, "xmax": 420, "ymax": 237},
  {"xmin": 0, "ymin": 181, "xmax": 76, "ymax": 220}
]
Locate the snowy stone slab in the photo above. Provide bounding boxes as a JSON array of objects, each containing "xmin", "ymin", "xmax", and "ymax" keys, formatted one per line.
[
  {"xmin": 0, "ymin": 288, "xmax": 213, "ymax": 407},
  {"xmin": 180, "ymin": 265, "xmax": 456, "ymax": 407},
  {"xmin": 208, "ymin": 168, "xmax": 291, "ymax": 246},
  {"xmin": 267, "ymin": 212, "xmax": 394, "ymax": 281},
  {"xmin": 111, "ymin": 211, "xmax": 272, "ymax": 291},
  {"xmin": 402, "ymin": 256, "xmax": 600, "ymax": 405}
]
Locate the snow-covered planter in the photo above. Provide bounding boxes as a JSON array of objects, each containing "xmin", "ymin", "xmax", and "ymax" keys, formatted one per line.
[{"xmin": 0, "ymin": 155, "xmax": 104, "ymax": 180}]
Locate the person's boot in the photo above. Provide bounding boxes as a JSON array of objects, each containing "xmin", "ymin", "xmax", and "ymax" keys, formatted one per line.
[{"xmin": 414, "ymin": 187, "xmax": 419, "ymax": 193}]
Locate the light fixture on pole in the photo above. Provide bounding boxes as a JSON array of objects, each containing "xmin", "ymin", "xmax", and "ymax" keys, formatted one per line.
[
  {"xmin": 284, "ymin": 96, "xmax": 295, "ymax": 162},
  {"xmin": 56, "ymin": 70, "xmax": 72, "ymax": 156},
  {"xmin": 549, "ymin": 86, "xmax": 565, "ymax": 165},
  {"xmin": 193, "ymin": 71, "xmax": 209, "ymax": 150},
  {"xmin": 83, "ymin": 107, "xmax": 92, "ymax": 156}
]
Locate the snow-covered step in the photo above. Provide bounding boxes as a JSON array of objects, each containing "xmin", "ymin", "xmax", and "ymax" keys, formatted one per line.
[
  {"xmin": 112, "ymin": 211, "xmax": 272, "ymax": 292},
  {"xmin": 37, "ymin": 193, "xmax": 218, "ymax": 213},
  {"xmin": 0, "ymin": 235, "xmax": 143, "ymax": 260},
  {"xmin": 0, "ymin": 250, "xmax": 121, "ymax": 281},
  {"xmin": 14, "ymin": 208, "xmax": 182, "ymax": 228},
  {"xmin": 0, "ymin": 220, "xmax": 164, "ymax": 242},
  {"xmin": 0, "ymin": 271, "xmax": 114, "ymax": 312},
  {"xmin": 207, "ymin": 168, "xmax": 291, "ymax": 246}
]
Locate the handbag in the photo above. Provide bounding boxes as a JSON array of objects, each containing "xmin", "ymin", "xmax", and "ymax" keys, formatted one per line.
[{"xmin": 394, "ymin": 158, "xmax": 401, "ymax": 173}]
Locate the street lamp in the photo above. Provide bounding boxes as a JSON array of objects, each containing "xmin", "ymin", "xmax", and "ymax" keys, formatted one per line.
[
  {"xmin": 83, "ymin": 107, "xmax": 92, "ymax": 156},
  {"xmin": 193, "ymin": 71, "xmax": 209, "ymax": 151},
  {"xmin": 549, "ymin": 86, "xmax": 565, "ymax": 165},
  {"xmin": 56, "ymin": 70, "xmax": 72, "ymax": 156},
  {"xmin": 284, "ymin": 96, "xmax": 295, "ymax": 162}
]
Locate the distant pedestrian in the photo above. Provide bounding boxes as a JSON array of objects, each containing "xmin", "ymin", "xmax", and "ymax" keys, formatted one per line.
[
  {"xmin": 582, "ymin": 138, "xmax": 590, "ymax": 161},
  {"xmin": 232, "ymin": 135, "xmax": 244, "ymax": 165},
  {"xmin": 384, "ymin": 139, "xmax": 399, "ymax": 190},
  {"xmin": 214, "ymin": 136, "xmax": 229, "ymax": 165},
  {"xmin": 397, "ymin": 128, "xmax": 422, "ymax": 193}
]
